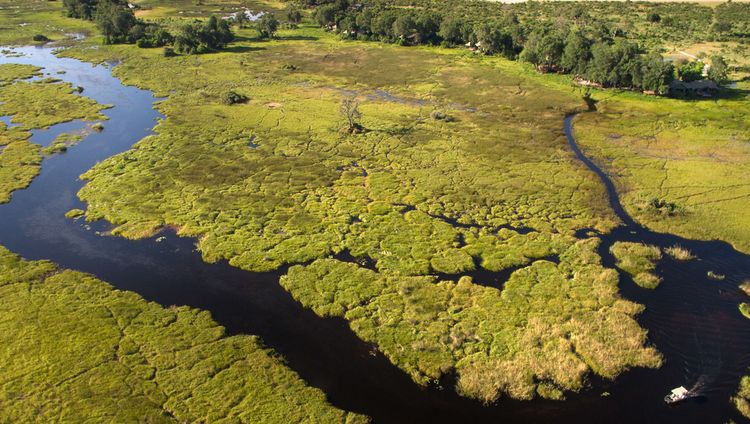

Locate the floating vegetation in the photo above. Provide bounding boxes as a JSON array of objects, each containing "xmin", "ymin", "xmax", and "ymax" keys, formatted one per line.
[
  {"xmin": 0, "ymin": 63, "xmax": 41, "ymax": 84},
  {"xmin": 741, "ymin": 281, "xmax": 750, "ymax": 297},
  {"xmin": 64, "ymin": 208, "xmax": 85, "ymax": 219},
  {"xmin": 42, "ymin": 131, "xmax": 84, "ymax": 155},
  {"xmin": 735, "ymin": 376, "xmax": 750, "ymax": 419},
  {"xmin": 665, "ymin": 245, "xmax": 695, "ymax": 261},
  {"xmin": 281, "ymin": 238, "xmax": 662, "ymax": 402},
  {"xmin": 0, "ymin": 79, "xmax": 108, "ymax": 130},
  {"xmin": 610, "ymin": 242, "xmax": 662, "ymax": 289},
  {"xmin": 740, "ymin": 303, "xmax": 750, "ymax": 320},
  {"xmin": 707, "ymin": 270, "xmax": 726, "ymax": 281}
]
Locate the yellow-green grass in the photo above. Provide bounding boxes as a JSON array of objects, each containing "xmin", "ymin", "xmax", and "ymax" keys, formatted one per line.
[
  {"xmin": 0, "ymin": 63, "xmax": 41, "ymax": 84},
  {"xmin": 664, "ymin": 244, "xmax": 695, "ymax": 261},
  {"xmin": 610, "ymin": 242, "xmax": 662, "ymax": 289},
  {"xmin": 0, "ymin": 79, "xmax": 109, "ymax": 130},
  {"xmin": 736, "ymin": 375, "xmax": 750, "ymax": 419},
  {"xmin": 0, "ymin": 125, "xmax": 41, "ymax": 204},
  {"xmin": 0, "ymin": 77, "xmax": 109, "ymax": 203},
  {"xmin": 575, "ymin": 84, "xmax": 750, "ymax": 254},
  {"xmin": 281, "ymin": 238, "xmax": 661, "ymax": 402},
  {"xmin": 0, "ymin": 0, "xmax": 94, "ymax": 46},
  {"xmin": 42, "ymin": 130, "xmax": 88, "ymax": 155},
  {"xmin": 740, "ymin": 303, "xmax": 750, "ymax": 319},
  {"xmin": 41, "ymin": 13, "xmax": 681, "ymax": 403},
  {"xmin": 0, "ymin": 245, "xmax": 367, "ymax": 423}
]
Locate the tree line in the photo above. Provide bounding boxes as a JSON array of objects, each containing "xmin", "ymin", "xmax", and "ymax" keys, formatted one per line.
[
  {"xmin": 311, "ymin": 0, "xmax": 734, "ymax": 95},
  {"xmin": 62, "ymin": 0, "xmax": 234, "ymax": 54}
]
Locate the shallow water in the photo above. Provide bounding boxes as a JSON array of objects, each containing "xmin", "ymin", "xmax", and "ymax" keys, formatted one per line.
[{"xmin": 0, "ymin": 46, "xmax": 749, "ymax": 423}]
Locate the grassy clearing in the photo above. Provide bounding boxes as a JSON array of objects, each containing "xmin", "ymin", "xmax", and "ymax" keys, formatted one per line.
[
  {"xmin": 281, "ymin": 238, "xmax": 661, "ymax": 402},
  {"xmin": 574, "ymin": 84, "xmax": 750, "ymax": 253},
  {"xmin": 0, "ymin": 246, "xmax": 366, "ymax": 422},
  {"xmin": 664, "ymin": 244, "xmax": 695, "ymax": 261},
  {"xmin": 610, "ymin": 242, "xmax": 662, "ymax": 289}
]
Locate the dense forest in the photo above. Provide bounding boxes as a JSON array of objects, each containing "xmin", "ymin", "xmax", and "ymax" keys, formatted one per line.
[{"xmin": 310, "ymin": 0, "xmax": 748, "ymax": 95}]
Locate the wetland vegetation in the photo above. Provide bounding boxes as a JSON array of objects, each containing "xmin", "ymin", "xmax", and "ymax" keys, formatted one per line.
[{"xmin": 1, "ymin": 0, "xmax": 750, "ymax": 421}]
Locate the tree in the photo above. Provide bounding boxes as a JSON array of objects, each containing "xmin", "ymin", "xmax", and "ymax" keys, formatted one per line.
[
  {"xmin": 561, "ymin": 31, "xmax": 591, "ymax": 75},
  {"xmin": 473, "ymin": 23, "xmax": 513, "ymax": 57},
  {"xmin": 438, "ymin": 17, "xmax": 464, "ymax": 45},
  {"xmin": 340, "ymin": 97, "xmax": 363, "ymax": 133},
  {"xmin": 708, "ymin": 55, "xmax": 728, "ymax": 83},
  {"xmin": 174, "ymin": 23, "xmax": 202, "ymax": 54},
  {"xmin": 677, "ymin": 61, "xmax": 704, "ymax": 82},
  {"xmin": 392, "ymin": 15, "xmax": 415, "ymax": 42},
  {"xmin": 639, "ymin": 53, "xmax": 674, "ymax": 95},
  {"xmin": 520, "ymin": 28, "xmax": 564, "ymax": 71},
  {"xmin": 314, "ymin": 4, "xmax": 338, "ymax": 28},
  {"xmin": 234, "ymin": 10, "xmax": 249, "ymax": 28},
  {"xmin": 63, "ymin": 0, "xmax": 98, "ymax": 20},
  {"xmin": 94, "ymin": 0, "xmax": 136, "ymax": 44},
  {"xmin": 257, "ymin": 13, "xmax": 279, "ymax": 39},
  {"xmin": 286, "ymin": 6, "xmax": 303, "ymax": 27}
]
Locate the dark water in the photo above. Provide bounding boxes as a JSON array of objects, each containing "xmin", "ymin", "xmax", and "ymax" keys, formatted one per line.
[{"xmin": 1, "ymin": 46, "xmax": 749, "ymax": 423}]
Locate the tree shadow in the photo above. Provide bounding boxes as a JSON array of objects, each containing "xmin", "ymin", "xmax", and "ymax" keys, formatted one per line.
[{"xmin": 222, "ymin": 45, "xmax": 266, "ymax": 53}]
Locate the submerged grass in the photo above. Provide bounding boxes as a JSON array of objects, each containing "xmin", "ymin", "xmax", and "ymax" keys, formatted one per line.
[
  {"xmin": 610, "ymin": 242, "xmax": 662, "ymax": 289},
  {"xmin": 0, "ymin": 246, "xmax": 366, "ymax": 422}
]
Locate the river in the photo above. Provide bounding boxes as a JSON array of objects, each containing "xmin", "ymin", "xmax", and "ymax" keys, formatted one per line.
[{"xmin": 0, "ymin": 46, "xmax": 749, "ymax": 423}]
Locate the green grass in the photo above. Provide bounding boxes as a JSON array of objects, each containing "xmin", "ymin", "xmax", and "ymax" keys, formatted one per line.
[
  {"xmin": 37, "ymin": 9, "xmax": 678, "ymax": 403},
  {"xmin": 574, "ymin": 84, "xmax": 750, "ymax": 254},
  {"xmin": 610, "ymin": 242, "xmax": 663, "ymax": 289},
  {"xmin": 0, "ymin": 246, "xmax": 366, "ymax": 422},
  {"xmin": 281, "ymin": 238, "xmax": 661, "ymax": 402},
  {"xmin": 0, "ymin": 0, "xmax": 94, "ymax": 46}
]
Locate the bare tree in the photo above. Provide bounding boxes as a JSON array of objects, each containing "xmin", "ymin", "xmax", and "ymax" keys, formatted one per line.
[{"xmin": 340, "ymin": 97, "xmax": 363, "ymax": 133}]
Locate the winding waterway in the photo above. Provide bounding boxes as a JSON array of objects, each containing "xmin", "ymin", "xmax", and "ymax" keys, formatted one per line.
[{"xmin": 1, "ymin": 46, "xmax": 749, "ymax": 423}]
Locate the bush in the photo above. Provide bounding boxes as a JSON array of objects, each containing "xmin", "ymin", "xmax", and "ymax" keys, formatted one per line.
[
  {"xmin": 32, "ymin": 34, "xmax": 50, "ymax": 42},
  {"xmin": 222, "ymin": 91, "xmax": 249, "ymax": 105}
]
